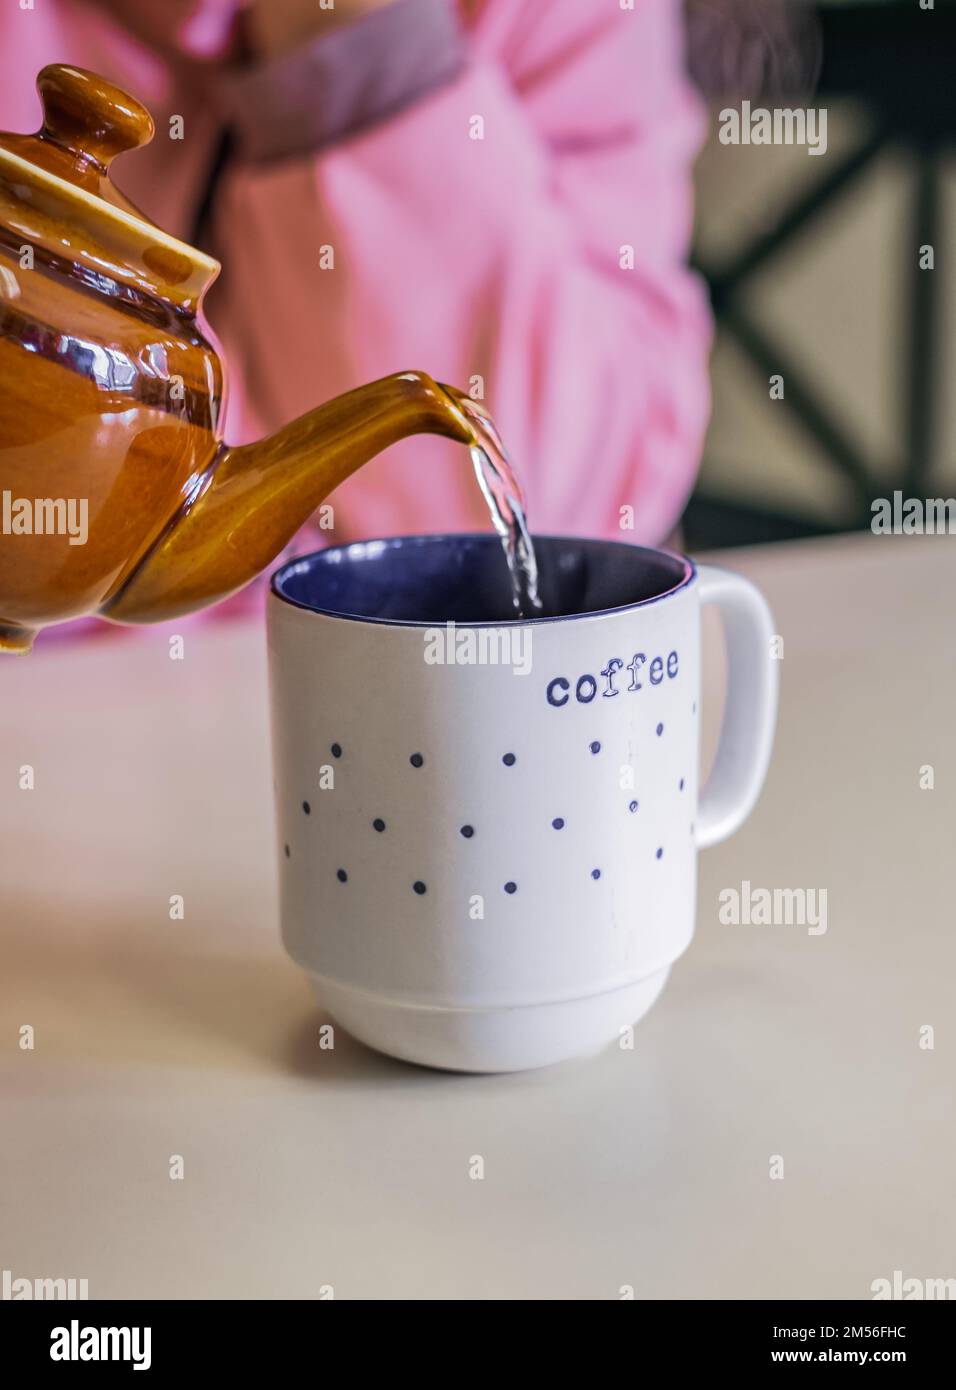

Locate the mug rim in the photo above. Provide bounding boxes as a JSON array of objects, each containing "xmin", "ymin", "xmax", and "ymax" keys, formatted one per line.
[{"xmin": 270, "ymin": 532, "xmax": 696, "ymax": 629}]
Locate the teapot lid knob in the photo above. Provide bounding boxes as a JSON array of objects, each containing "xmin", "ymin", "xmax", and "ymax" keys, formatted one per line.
[{"xmin": 37, "ymin": 64, "xmax": 154, "ymax": 167}]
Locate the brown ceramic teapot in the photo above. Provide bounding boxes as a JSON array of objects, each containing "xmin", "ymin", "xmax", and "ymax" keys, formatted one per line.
[{"xmin": 0, "ymin": 65, "xmax": 477, "ymax": 652}]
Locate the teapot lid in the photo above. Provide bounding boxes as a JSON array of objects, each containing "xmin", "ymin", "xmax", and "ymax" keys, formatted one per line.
[{"xmin": 0, "ymin": 65, "xmax": 219, "ymax": 313}]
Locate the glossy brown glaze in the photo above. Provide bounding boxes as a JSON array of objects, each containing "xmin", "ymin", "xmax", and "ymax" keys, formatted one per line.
[
  {"xmin": 0, "ymin": 241, "xmax": 221, "ymax": 649},
  {"xmin": 2, "ymin": 65, "xmax": 155, "ymax": 216},
  {"xmin": 105, "ymin": 372, "xmax": 474, "ymax": 624},
  {"xmin": 0, "ymin": 66, "xmax": 480, "ymax": 652}
]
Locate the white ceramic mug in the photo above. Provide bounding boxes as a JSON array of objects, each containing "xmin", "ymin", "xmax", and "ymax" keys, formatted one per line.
[{"xmin": 268, "ymin": 535, "xmax": 778, "ymax": 1072}]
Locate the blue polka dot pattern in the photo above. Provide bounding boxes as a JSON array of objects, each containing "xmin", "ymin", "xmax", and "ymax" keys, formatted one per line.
[{"xmin": 293, "ymin": 718, "xmax": 685, "ymax": 901}]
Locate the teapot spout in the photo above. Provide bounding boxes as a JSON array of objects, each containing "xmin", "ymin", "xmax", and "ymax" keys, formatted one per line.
[{"xmin": 104, "ymin": 372, "xmax": 475, "ymax": 625}]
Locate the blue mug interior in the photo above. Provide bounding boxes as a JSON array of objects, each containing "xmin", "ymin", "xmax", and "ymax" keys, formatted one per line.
[{"xmin": 272, "ymin": 534, "xmax": 692, "ymax": 625}]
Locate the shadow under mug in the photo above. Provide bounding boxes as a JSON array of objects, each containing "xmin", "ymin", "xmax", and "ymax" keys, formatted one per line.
[{"xmin": 267, "ymin": 535, "xmax": 778, "ymax": 1072}]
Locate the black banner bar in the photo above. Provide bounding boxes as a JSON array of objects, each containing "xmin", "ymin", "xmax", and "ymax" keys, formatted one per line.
[{"xmin": 1, "ymin": 1298, "xmax": 953, "ymax": 1375}]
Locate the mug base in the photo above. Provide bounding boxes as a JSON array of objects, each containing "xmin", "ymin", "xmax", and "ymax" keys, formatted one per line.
[{"xmin": 307, "ymin": 967, "xmax": 671, "ymax": 1073}]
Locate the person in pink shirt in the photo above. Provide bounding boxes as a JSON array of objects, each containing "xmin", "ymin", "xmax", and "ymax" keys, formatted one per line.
[{"xmin": 0, "ymin": 0, "xmax": 711, "ymax": 611}]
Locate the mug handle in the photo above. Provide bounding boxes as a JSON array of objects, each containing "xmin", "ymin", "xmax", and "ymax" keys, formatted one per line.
[{"xmin": 696, "ymin": 564, "xmax": 779, "ymax": 850}]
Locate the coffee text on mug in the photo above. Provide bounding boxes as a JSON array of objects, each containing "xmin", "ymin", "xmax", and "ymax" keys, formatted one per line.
[{"xmin": 546, "ymin": 649, "xmax": 679, "ymax": 706}]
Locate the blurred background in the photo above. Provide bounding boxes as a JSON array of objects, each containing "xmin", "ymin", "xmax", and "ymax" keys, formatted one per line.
[{"xmin": 683, "ymin": 0, "xmax": 956, "ymax": 549}]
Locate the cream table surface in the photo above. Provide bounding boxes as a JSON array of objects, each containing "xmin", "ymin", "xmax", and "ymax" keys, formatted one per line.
[{"xmin": 1, "ymin": 532, "xmax": 953, "ymax": 1301}]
